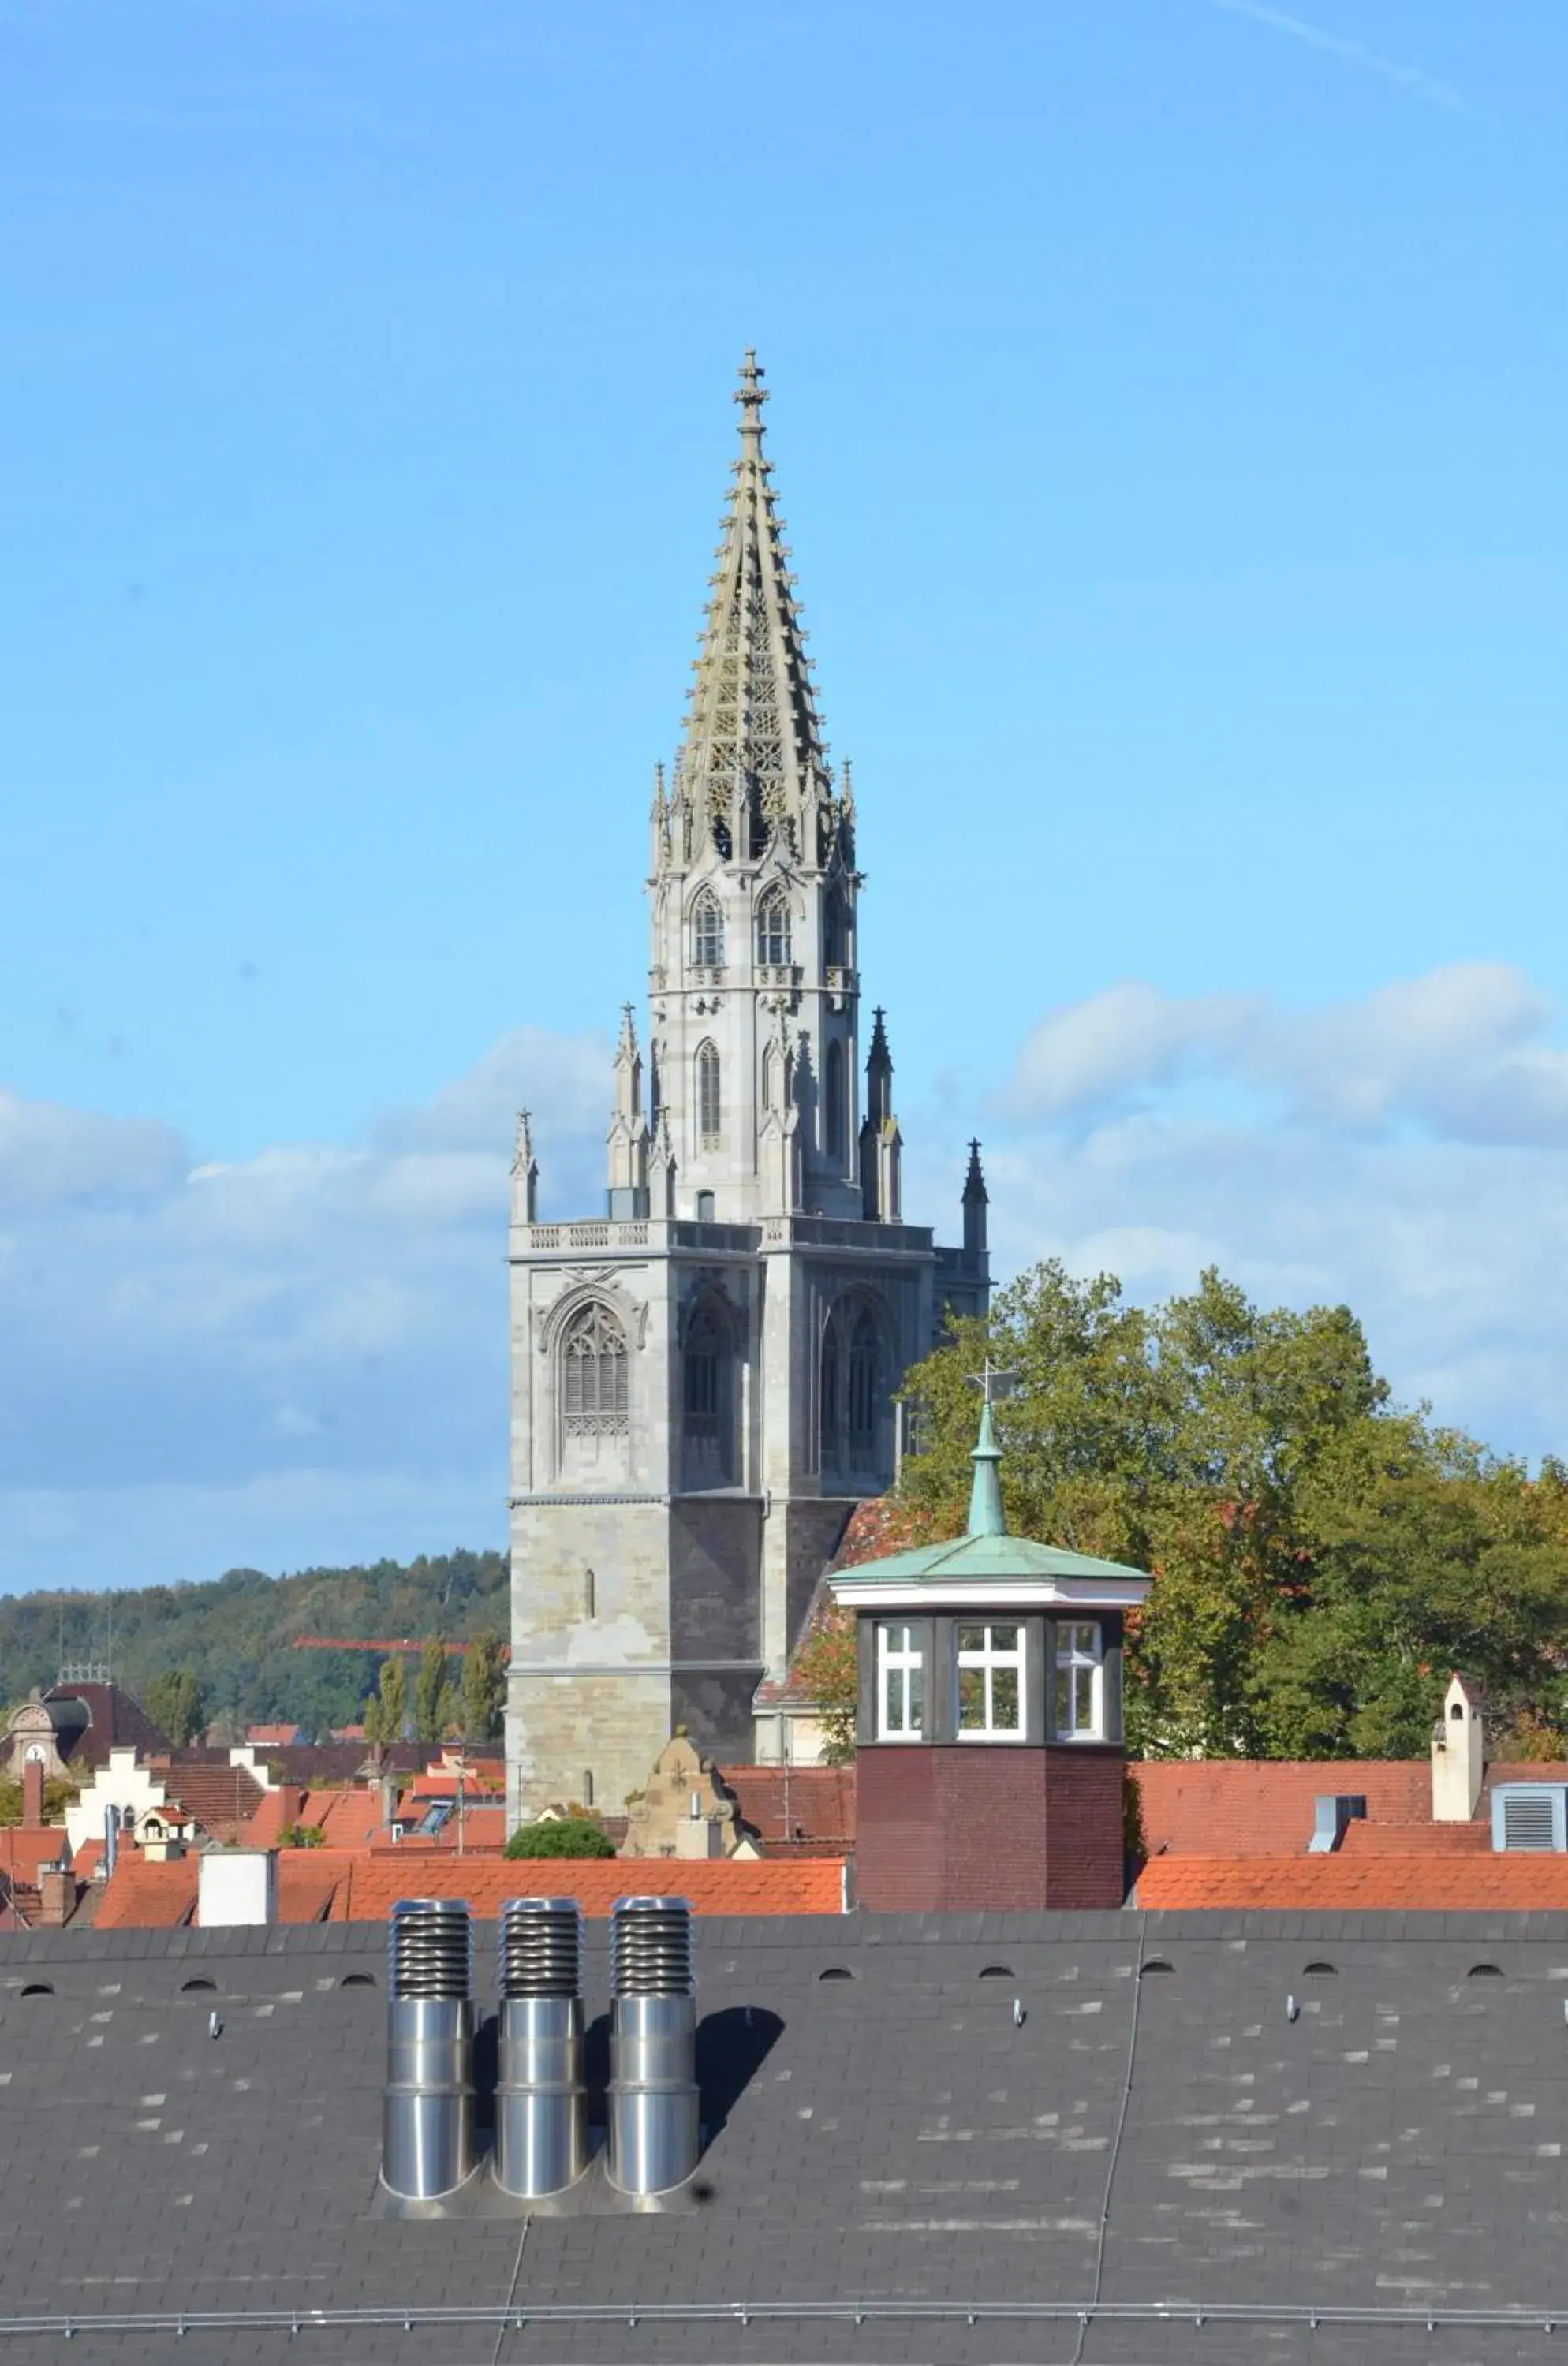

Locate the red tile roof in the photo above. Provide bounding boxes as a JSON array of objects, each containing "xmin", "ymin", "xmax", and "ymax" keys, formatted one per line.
[
  {"xmin": 94, "ymin": 1846, "xmax": 846, "ymax": 1929},
  {"xmin": 0, "ymin": 1828, "xmax": 72, "ymax": 1887},
  {"xmin": 148, "ymin": 1759, "xmax": 266, "ymax": 1842},
  {"xmin": 97, "ymin": 1849, "xmax": 357, "ymax": 1930},
  {"xmin": 723, "ymin": 1766, "xmax": 856, "ymax": 1846},
  {"xmin": 1137, "ymin": 1853, "xmax": 1568, "ymax": 1911},
  {"xmin": 1132, "ymin": 1760, "xmax": 1435, "ymax": 1857},
  {"xmin": 332, "ymin": 1855, "xmax": 846, "ymax": 1923}
]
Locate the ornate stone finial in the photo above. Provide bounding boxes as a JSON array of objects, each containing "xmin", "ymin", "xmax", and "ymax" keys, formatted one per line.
[
  {"xmin": 510, "ymin": 1109, "xmax": 536, "ymax": 1180},
  {"xmin": 963, "ymin": 1139, "xmax": 987, "ymax": 1199},
  {"xmin": 651, "ymin": 760, "xmax": 666, "ymax": 821},
  {"xmin": 734, "ymin": 347, "xmax": 768, "ymax": 427},
  {"xmin": 617, "ymin": 1002, "xmax": 638, "ymax": 1059},
  {"xmin": 840, "ymin": 756, "xmax": 854, "ymax": 817}
]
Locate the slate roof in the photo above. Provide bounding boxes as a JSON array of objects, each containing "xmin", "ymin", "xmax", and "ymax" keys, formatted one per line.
[
  {"xmin": 41, "ymin": 1682, "xmax": 170, "ymax": 1769},
  {"xmin": 5, "ymin": 1909, "xmax": 1568, "ymax": 2364}
]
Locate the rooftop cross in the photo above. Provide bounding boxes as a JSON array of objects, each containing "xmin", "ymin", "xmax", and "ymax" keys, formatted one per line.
[{"xmin": 965, "ymin": 1355, "xmax": 1017, "ymax": 1406}]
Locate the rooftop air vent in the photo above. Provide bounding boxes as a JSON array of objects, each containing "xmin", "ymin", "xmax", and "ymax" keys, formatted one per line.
[
  {"xmin": 494, "ymin": 1898, "xmax": 588, "ymax": 2199},
  {"xmin": 606, "ymin": 1895, "xmax": 699, "ymax": 2197},
  {"xmin": 1493, "ymin": 1785, "xmax": 1567, "ymax": 1853},
  {"xmin": 380, "ymin": 1898, "xmax": 476, "ymax": 2202}
]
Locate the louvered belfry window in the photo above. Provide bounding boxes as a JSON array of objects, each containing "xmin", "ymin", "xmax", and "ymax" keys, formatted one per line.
[{"xmin": 561, "ymin": 1302, "xmax": 629, "ymax": 1434}]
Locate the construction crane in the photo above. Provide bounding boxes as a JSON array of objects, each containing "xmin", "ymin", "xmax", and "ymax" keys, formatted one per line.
[{"xmin": 290, "ymin": 1635, "xmax": 511, "ymax": 1659}]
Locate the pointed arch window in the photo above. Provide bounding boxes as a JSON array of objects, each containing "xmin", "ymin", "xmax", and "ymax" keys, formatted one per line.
[
  {"xmin": 561, "ymin": 1302, "xmax": 629, "ymax": 1435},
  {"xmin": 692, "ymin": 890, "xmax": 724, "ymax": 969},
  {"xmin": 756, "ymin": 886, "xmax": 791, "ymax": 968},
  {"xmin": 848, "ymin": 1308, "xmax": 879, "ymax": 1462},
  {"xmin": 825, "ymin": 1039, "xmax": 846, "ymax": 1162},
  {"xmin": 819, "ymin": 1298, "xmax": 885, "ymax": 1483},
  {"xmin": 696, "ymin": 1040, "xmax": 722, "ymax": 1147}
]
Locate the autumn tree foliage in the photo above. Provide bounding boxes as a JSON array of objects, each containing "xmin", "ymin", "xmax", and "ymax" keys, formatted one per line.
[{"xmin": 796, "ymin": 1261, "xmax": 1568, "ymax": 1763}]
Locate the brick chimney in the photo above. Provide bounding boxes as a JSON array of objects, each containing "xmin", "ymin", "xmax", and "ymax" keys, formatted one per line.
[
  {"xmin": 21, "ymin": 1759, "xmax": 44, "ymax": 1830},
  {"xmin": 35, "ymin": 1864, "xmax": 76, "ymax": 1928}
]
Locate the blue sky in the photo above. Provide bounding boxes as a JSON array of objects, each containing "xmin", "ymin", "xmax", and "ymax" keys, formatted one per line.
[{"xmin": 5, "ymin": 0, "xmax": 1568, "ymax": 1594}]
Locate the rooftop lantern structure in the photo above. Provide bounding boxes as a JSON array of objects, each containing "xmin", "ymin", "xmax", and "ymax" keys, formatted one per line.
[{"xmin": 831, "ymin": 1391, "xmax": 1151, "ymax": 1911}]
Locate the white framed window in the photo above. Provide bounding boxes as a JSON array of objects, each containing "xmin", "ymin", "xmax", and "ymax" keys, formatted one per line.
[
  {"xmin": 1054, "ymin": 1621, "xmax": 1104, "ymax": 1741},
  {"xmin": 956, "ymin": 1621, "xmax": 1025, "ymax": 1740},
  {"xmin": 876, "ymin": 1622, "xmax": 925, "ymax": 1741}
]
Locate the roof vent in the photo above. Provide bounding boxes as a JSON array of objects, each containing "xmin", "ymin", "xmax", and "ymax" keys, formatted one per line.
[
  {"xmin": 607, "ymin": 1896, "xmax": 699, "ymax": 2196},
  {"xmin": 495, "ymin": 1898, "xmax": 588, "ymax": 2200},
  {"xmin": 1493, "ymin": 1785, "xmax": 1567, "ymax": 1852},
  {"xmin": 380, "ymin": 1898, "xmax": 476, "ymax": 2202}
]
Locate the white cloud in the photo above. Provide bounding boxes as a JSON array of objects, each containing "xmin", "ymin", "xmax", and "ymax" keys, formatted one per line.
[
  {"xmin": 1004, "ymin": 963, "xmax": 1568, "ymax": 1150},
  {"xmin": 0, "ymin": 1088, "xmax": 185, "ymax": 1211},
  {"xmin": 9, "ymin": 966, "xmax": 1568, "ymax": 1595},
  {"xmin": 1210, "ymin": 0, "xmax": 1470, "ymax": 114}
]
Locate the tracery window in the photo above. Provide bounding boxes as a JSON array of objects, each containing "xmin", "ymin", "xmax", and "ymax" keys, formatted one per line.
[
  {"xmin": 692, "ymin": 890, "xmax": 724, "ymax": 969},
  {"xmin": 683, "ymin": 1301, "xmax": 723, "ymax": 1442},
  {"xmin": 696, "ymin": 1040, "xmax": 722, "ymax": 1146},
  {"xmin": 756, "ymin": 886, "xmax": 791, "ymax": 968},
  {"xmin": 820, "ymin": 1297, "xmax": 883, "ymax": 1480},
  {"xmin": 560, "ymin": 1301, "xmax": 629, "ymax": 1435}
]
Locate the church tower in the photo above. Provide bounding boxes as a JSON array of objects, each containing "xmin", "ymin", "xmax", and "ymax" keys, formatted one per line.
[{"xmin": 506, "ymin": 355, "xmax": 990, "ymax": 1823}]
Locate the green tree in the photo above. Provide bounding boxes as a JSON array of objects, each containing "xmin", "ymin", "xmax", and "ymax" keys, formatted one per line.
[
  {"xmin": 896, "ymin": 1260, "xmax": 1568, "ymax": 1762},
  {"xmin": 414, "ymin": 1638, "xmax": 454, "ymax": 1743},
  {"xmin": 363, "ymin": 1652, "xmax": 408, "ymax": 1748},
  {"xmin": 505, "ymin": 1817, "xmax": 616, "ymax": 1860},
  {"xmin": 790, "ymin": 1610, "xmax": 858, "ymax": 1766},
  {"xmin": 142, "ymin": 1668, "xmax": 207, "ymax": 1747},
  {"xmin": 461, "ymin": 1632, "xmax": 506, "ymax": 1741}
]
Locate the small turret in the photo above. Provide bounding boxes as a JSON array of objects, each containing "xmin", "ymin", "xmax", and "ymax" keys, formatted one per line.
[
  {"xmin": 510, "ymin": 1110, "xmax": 539, "ymax": 1226},
  {"xmin": 607, "ymin": 1006, "xmax": 651, "ymax": 1217},
  {"xmin": 859, "ymin": 1009, "xmax": 901, "ymax": 1222}
]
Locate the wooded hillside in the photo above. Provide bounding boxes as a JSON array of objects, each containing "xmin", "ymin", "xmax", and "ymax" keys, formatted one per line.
[{"xmin": 1, "ymin": 1548, "xmax": 508, "ymax": 1740}]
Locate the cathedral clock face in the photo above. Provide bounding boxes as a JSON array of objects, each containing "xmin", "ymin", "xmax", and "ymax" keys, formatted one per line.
[{"xmin": 23, "ymin": 1743, "xmax": 46, "ymax": 1765}]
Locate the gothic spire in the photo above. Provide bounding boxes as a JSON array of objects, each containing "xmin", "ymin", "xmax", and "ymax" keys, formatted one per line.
[
  {"xmin": 962, "ymin": 1137, "xmax": 987, "ymax": 1260},
  {"xmin": 676, "ymin": 350, "xmax": 841, "ymax": 868}
]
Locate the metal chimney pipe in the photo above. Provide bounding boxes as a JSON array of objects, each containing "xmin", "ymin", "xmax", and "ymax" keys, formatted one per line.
[
  {"xmin": 494, "ymin": 1897, "xmax": 588, "ymax": 2197},
  {"xmin": 606, "ymin": 1894, "xmax": 700, "ymax": 2196},
  {"xmin": 380, "ymin": 1898, "xmax": 477, "ymax": 2200}
]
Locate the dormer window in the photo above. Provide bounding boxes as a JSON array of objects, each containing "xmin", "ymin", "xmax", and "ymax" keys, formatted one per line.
[
  {"xmin": 691, "ymin": 890, "xmax": 724, "ymax": 968},
  {"xmin": 1053, "ymin": 1621, "xmax": 1104, "ymax": 1740},
  {"xmin": 957, "ymin": 1622, "xmax": 1025, "ymax": 1740},
  {"xmin": 756, "ymin": 886, "xmax": 791, "ymax": 968}
]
